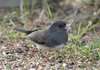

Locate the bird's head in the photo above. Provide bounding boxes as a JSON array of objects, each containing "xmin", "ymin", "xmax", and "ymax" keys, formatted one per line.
[{"xmin": 49, "ymin": 21, "xmax": 67, "ymax": 32}]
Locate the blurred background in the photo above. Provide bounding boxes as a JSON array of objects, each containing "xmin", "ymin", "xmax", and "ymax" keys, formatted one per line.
[{"xmin": 0, "ymin": 0, "xmax": 100, "ymax": 70}]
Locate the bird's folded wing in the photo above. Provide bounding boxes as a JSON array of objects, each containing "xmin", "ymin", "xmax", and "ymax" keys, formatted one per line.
[{"xmin": 27, "ymin": 30, "xmax": 47, "ymax": 44}]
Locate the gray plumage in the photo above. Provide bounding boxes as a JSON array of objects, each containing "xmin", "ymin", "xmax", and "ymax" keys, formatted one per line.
[{"xmin": 15, "ymin": 21, "xmax": 68, "ymax": 49}]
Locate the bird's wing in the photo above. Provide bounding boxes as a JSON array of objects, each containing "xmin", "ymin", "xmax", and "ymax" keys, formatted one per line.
[{"xmin": 27, "ymin": 30, "xmax": 47, "ymax": 44}]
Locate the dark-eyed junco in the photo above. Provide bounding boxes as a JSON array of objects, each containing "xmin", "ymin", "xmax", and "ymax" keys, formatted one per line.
[{"xmin": 15, "ymin": 21, "xmax": 68, "ymax": 49}]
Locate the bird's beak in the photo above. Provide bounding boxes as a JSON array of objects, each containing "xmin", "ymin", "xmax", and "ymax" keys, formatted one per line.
[{"xmin": 66, "ymin": 24, "xmax": 72, "ymax": 33}]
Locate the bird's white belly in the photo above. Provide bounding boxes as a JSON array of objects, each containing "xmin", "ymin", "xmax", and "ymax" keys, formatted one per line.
[{"xmin": 33, "ymin": 42, "xmax": 65, "ymax": 49}]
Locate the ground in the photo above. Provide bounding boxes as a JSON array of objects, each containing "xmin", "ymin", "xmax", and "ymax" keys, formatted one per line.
[{"xmin": 0, "ymin": 1, "xmax": 100, "ymax": 69}]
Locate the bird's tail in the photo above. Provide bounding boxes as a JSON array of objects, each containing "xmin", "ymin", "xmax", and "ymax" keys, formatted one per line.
[{"xmin": 14, "ymin": 28, "xmax": 38, "ymax": 34}]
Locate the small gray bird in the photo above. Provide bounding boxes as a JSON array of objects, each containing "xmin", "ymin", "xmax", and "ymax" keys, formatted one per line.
[{"xmin": 15, "ymin": 21, "xmax": 68, "ymax": 49}]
